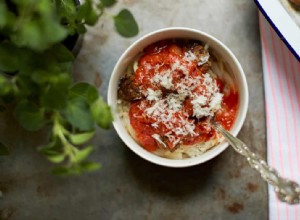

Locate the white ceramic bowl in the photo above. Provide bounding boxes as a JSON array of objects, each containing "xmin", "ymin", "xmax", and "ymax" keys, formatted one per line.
[{"xmin": 107, "ymin": 27, "xmax": 248, "ymax": 167}]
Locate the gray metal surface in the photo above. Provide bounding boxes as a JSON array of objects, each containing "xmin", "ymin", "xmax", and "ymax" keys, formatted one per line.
[{"xmin": 0, "ymin": 0, "xmax": 267, "ymax": 219}]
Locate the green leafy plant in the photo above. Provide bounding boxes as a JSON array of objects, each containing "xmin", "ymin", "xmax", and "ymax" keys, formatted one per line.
[{"xmin": 0, "ymin": 0, "xmax": 138, "ymax": 175}]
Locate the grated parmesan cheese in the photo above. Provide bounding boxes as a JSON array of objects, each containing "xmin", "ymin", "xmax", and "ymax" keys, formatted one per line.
[
  {"xmin": 146, "ymin": 88, "xmax": 162, "ymax": 101},
  {"xmin": 198, "ymin": 53, "xmax": 210, "ymax": 66},
  {"xmin": 152, "ymin": 70, "xmax": 173, "ymax": 89},
  {"xmin": 191, "ymin": 95, "xmax": 207, "ymax": 106},
  {"xmin": 183, "ymin": 51, "xmax": 198, "ymax": 63},
  {"xmin": 134, "ymin": 45, "xmax": 223, "ymax": 148},
  {"xmin": 152, "ymin": 134, "xmax": 167, "ymax": 148}
]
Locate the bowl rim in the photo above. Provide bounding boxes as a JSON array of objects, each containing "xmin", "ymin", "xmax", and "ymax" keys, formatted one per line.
[{"xmin": 107, "ymin": 27, "xmax": 249, "ymax": 168}]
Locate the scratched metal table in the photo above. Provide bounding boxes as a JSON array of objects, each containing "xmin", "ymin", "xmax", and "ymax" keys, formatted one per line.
[{"xmin": 0, "ymin": 0, "xmax": 267, "ymax": 219}]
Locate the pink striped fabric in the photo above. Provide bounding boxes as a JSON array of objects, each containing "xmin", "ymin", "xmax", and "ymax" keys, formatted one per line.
[{"xmin": 259, "ymin": 13, "xmax": 300, "ymax": 219}]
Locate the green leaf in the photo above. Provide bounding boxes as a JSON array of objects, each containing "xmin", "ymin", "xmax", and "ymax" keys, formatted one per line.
[
  {"xmin": 100, "ymin": 0, "xmax": 117, "ymax": 7},
  {"xmin": 40, "ymin": 148, "xmax": 63, "ymax": 157},
  {"xmin": 55, "ymin": 0, "xmax": 77, "ymax": 15},
  {"xmin": 69, "ymin": 130, "xmax": 95, "ymax": 145},
  {"xmin": 39, "ymin": 138, "xmax": 65, "ymax": 163},
  {"xmin": 80, "ymin": 161, "xmax": 101, "ymax": 172},
  {"xmin": 0, "ymin": 142, "xmax": 10, "ymax": 155},
  {"xmin": 85, "ymin": 10, "xmax": 99, "ymax": 26},
  {"xmin": 41, "ymin": 85, "xmax": 68, "ymax": 110},
  {"xmin": 80, "ymin": 162, "xmax": 101, "ymax": 172},
  {"xmin": 91, "ymin": 98, "xmax": 112, "ymax": 129},
  {"xmin": 48, "ymin": 44, "xmax": 74, "ymax": 62},
  {"xmin": 76, "ymin": 24, "xmax": 87, "ymax": 34},
  {"xmin": 15, "ymin": 101, "xmax": 46, "ymax": 131},
  {"xmin": 38, "ymin": 139, "xmax": 63, "ymax": 155},
  {"xmin": 0, "ymin": 75, "xmax": 13, "ymax": 96},
  {"xmin": 113, "ymin": 9, "xmax": 139, "ymax": 37},
  {"xmin": 55, "ymin": 0, "xmax": 77, "ymax": 24},
  {"xmin": 0, "ymin": 42, "xmax": 21, "ymax": 72},
  {"xmin": 77, "ymin": 0, "xmax": 99, "ymax": 26},
  {"xmin": 0, "ymin": 2, "xmax": 7, "ymax": 28},
  {"xmin": 47, "ymin": 153, "xmax": 66, "ymax": 163},
  {"xmin": 76, "ymin": 1, "xmax": 90, "ymax": 20},
  {"xmin": 40, "ymin": 74, "xmax": 70, "ymax": 110},
  {"xmin": 69, "ymin": 82, "xmax": 99, "ymax": 104},
  {"xmin": 13, "ymin": 18, "xmax": 67, "ymax": 51},
  {"xmin": 52, "ymin": 166, "xmax": 80, "ymax": 176},
  {"xmin": 52, "ymin": 161, "xmax": 100, "ymax": 176},
  {"xmin": 37, "ymin": 17, "xmax": 68, "ymax": 46},
  {"xmin": 36, "ymin": 0, "xmax": 53, "ymax": 14},
  {"xmin": 74, "ymin": 146, "xmax": 94, "ymax": 162},
  {"xmin": 63, "ymin": 97, "xmax": 94, "ymax": 131}
]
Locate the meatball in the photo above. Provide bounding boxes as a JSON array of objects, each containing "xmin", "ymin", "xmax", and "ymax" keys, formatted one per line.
[
  {"xmin": 289, "ymin": 0, "xmax": 300, "ymax": 8},
  {"xmin": 118, "ymin": 74, "xmax": 142, "ymax": 102}
]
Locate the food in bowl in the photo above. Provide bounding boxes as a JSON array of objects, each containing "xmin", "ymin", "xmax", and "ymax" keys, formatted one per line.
[
  {"xmin": 116, "ymin": 39, "xmax": 239, "ymax": 159},
  {"xmin": 289, "ymin": 0, "xmax": 300, "ymax": 8}
]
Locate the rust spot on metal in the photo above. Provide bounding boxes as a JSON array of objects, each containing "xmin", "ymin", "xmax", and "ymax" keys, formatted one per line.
[
  {"xmin": 215, "ymin": 188, "xmax": 226, "ymax": 200},
  {"xmin": 227, "ymin": 154, "xmax": 248, "ymax": 179},
  {"xmin": 226, "ymin": 202, "xmax": 244, "ymax": 214},
  {"xmin": 83, "ymin": 29, "xmax": 108, "ymax": 54},
  {"xmin": 36, "ymin": 184, "xmax": 53, "ymax": 197},
  {"xmin": 0, "ymin": 206, "xmax": 16, "ymax": 220},
  {"xmin": 146, "ymin": 200, "xmax": 153, "ymax": 217},
  {"xmin": 0, "ymin": 182, "xmax": 9, "ymax": 194},
  {"xmin": 94, "ymin": 73, "xmax": 102, "ymax": 88},
  {"xmin": 228, "ymin": 170, "xmax": 241, "ymax": 179},
  {"xmin": 246, "ymin": 182, "xmax": 259, "ymax": 192}
]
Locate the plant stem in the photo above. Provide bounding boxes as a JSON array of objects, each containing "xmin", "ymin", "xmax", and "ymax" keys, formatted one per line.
[{"xmin": 52, "ymin": 112, "xmax": 77, "ymax": 165}]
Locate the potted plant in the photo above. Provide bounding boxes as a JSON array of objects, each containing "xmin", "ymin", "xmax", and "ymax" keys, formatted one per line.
[{"xmin": 0, "ymin": 0, "xmax": 138, "ymax": 175}]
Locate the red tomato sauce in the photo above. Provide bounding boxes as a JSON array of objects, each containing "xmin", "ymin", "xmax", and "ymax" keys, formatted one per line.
[{"xmin": 127, "ymin": 40, "xmax": 239, "ymax": 152}]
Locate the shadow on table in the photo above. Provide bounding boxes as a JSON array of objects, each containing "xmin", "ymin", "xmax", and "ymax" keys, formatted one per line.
[{"xmin": 123, "ymin": 147, "xmax": 222, "ymax": 199}]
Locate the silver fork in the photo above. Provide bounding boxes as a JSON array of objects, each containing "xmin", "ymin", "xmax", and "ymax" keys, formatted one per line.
[{"xmin": 210, "ymin": 118, "xmax": 300, "ymax": 204}]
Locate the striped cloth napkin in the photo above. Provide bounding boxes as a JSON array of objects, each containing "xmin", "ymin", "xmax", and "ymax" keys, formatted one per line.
[{"xmin": 259, "ymin": 13, "xmax": 300, "ymax": 219}]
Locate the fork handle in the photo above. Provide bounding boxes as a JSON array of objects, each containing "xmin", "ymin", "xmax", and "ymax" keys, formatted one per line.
[{"xmin": 212, "ymin": 122, "xmax": 300, "ymax": 204}]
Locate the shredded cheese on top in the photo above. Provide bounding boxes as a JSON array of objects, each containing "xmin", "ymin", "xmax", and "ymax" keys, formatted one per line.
[{"xmin": 132, "ymin": 46, "xmax": 223, "ymax": 148}]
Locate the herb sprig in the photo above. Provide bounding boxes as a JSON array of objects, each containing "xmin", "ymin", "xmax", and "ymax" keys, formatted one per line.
[{"xmin": 0, "ymin": 0, "xmax": 138, "ymax": 175}]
